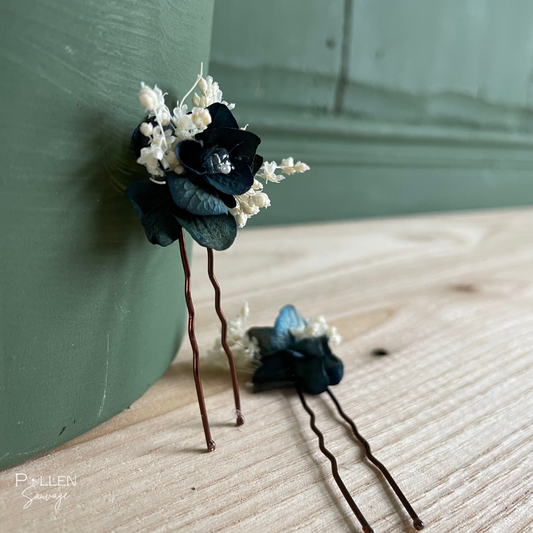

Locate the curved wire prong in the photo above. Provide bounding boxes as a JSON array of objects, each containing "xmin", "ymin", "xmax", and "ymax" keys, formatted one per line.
[
  {"xmin": 326, "ymin": 388, "xmax": 424, "ymax": 531},
  {"xmin": 296, "ymin": 386, "xmax": 374, "ymax": 533},
  {"xmin": 206, "ymin": 248, "xmax": 244, "ymax": 426},
  {"xmin": 178, "ymin": 229, "xmax": 215, "ymax": 452}
]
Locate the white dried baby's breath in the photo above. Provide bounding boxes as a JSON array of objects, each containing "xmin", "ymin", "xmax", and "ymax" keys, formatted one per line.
[
  {"xmin": 139, "ymin": 84, "xmax": 167, "ymax": 115},
  {"xmin": 279, "ymin": 157, "xmax": 310, "ymax": 175},
  {"xmin": 232, "ymin": 158, "xmax": 310, "ymax": 227},
  {"xmin": 136, "ymin": 69, "xmax": 215, "ymax": 179},
  {"xmin": 257, "ymin": 161, "xmax": 284, "ymax": 183},
  {"xmin": 192, "ymin": 75, "xmax": 235, "ymax": 110},
  {"xmin": 191, "ymin": 107, "xmax": 212, "ymax": 129},
  {"xmin": 137, "ymin": 144, "xmax": 165, "ymax": 178},
  {"xmin": 291, "ymin": 315, "xmax": 342, "ymax": 346}
]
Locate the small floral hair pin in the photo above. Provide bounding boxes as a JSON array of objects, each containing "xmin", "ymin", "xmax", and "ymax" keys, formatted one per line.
[
  {"xmin": 209, "ymin": 304, "xmax": 425, "ymax": 533},
  {"xmin": 126, "ymin": 65, "xmax": 309, "ymax": 452}
]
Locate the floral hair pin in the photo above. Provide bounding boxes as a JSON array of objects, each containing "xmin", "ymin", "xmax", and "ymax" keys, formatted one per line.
[
  {"xmin": 126, "ymin": 66, "xmax": 309, "ymax": 452},
  {"xmin": 209, "ymin": 304, "xmax": 425, "ymax": 533}
]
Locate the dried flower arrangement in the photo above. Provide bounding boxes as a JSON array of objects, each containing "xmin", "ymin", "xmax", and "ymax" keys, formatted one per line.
[
  {"xmin": 126, "ymin": 66, "xmax": 309, "ymax": 451},
  {"xmin": 209, "ymin": 304, "xmax": 425, "ymax": 533}
]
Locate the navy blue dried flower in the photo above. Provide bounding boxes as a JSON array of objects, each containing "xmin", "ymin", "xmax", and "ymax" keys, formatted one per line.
[
  {"xmin": 127, "ymin": 103, "xmax": 263, "ymax": 251},
  {"xmin": 249, "ymin": 305, "xmax": 344, "ymax": 395},
  {"xmin": 176, "ymin": 103, "xmax": 262, "ymax": 196}
]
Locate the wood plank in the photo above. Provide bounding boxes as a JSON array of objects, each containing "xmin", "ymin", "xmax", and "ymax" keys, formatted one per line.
[{"xmin": 1, "ymin": 208, "xmax": 532, "ymax": 532}]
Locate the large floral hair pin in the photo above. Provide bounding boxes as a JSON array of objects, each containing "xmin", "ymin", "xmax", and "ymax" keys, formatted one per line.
[
  {"xmin": 126, "ymin": 66, "xmax": 309, "ymax": 452},
  {"xmin": 209, "ymin": 304, "xmax": 425, "ymax": 533}
]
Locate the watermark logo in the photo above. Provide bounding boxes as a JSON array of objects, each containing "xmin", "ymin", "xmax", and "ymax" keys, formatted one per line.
[{"xmin": 16, "ymin": 473, "xmax": 77, "ymax": 511}]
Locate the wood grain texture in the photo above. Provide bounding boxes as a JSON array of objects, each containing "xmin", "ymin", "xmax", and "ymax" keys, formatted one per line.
[{"xmin": 1, "ymin": 208, "xmax": 532, "ymax": 532}]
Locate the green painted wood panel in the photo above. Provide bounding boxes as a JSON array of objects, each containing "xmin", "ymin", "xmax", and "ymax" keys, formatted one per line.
[
  {"xmin": 210, "ymin": 0, "xmax": 345, "ymax": 112},
  {"xmin": 210, "ymin": 0, "xmax": 533, "ymax": 225},
  {"xmin": 0, "ymin": 0, "xmax": 214, "ymax": 470},
  {"xmin": 244, "ymin": 116, "xmax": 533, "ymax": 225},
  {"xmin": 344, "ymin": 0, "xmax": 533, "ymax": 128}
]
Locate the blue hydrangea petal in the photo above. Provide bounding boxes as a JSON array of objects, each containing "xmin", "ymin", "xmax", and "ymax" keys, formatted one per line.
[
  {"xmin": 292, "ymin": 337, "xmax": 344, "ymax": 388},
  {"xmin": 252, "ymin": 350, "xmax": 298, "ymax": 393},
  {"xmin": 325, "ymin": 354, "xmax": 344, "ymax": 387},
  {"xmin": 206, "ymin": 103, "xmax": 239, "ymax": 129},
  {"xmin": 185, "ymin": 173, "xmax": 237, "ymax": 209},
  {"xmin": 126, "ymin": 180, "xmax": 182, "ymax": 247},
  {"xmin": 173, "ymin": 211, "xmax": 237, "ymax": 251},
  {"xmin": 203, "ymin": 158, "xmax": 254, "ymax": 196},
  {"xmin": 292, "ymin": 352, "xmax": 331, "ymax": 395},
  {"xmin": 252, "ymin": 154, "xmax": 264, "ymax": 176},
  {"xmin": 218, "ymin": 189, "xmax": 237, "ymax": 209},
  {"xmin": 252, "ymin": 347, "xmax": 338, "ymax": 395},
  {"xmin": 167, "ymin": 174, "xmax": 228, "ymax": 216},
  {"xmin": 247, "ymin": 327, "xmax": 274, "ymax": 356},
  {"xmin": 175, "ymin": 139, "xmax": 205, "ymax": 175},
  {"xmin": 270, "ymin": 305, "xmax": 307, "ymax": 351},
  {"xmin": 195, "ymin": 127, "xmax": 261, "ymax": 167}
]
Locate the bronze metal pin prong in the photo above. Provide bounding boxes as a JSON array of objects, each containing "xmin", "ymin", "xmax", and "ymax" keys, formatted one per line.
[
  {"xmin": 326, "ymin": 387, "xmax": 424, "ymax": 530},
  {"xmin": 207, "ymin": 247, "xmax": 244, "ymax": 426},
  {"xmin": 296, "ymin": 386, "xmax": 374, "ymax": 533},
  {"xmin": 178, "ymin": 229, "xmax": 215, "ymax": 452}
]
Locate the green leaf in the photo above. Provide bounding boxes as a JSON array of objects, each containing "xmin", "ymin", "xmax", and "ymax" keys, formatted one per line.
[
  {"xmin": 174, "ymin": 211, "xmax": 237, "ymax": 251},
  {"xmin": 167, "ymin": 174, "xmax": 228, "ymax": 216}
]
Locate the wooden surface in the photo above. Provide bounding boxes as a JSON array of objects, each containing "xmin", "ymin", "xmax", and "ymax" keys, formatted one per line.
[{"xmin": 2, "ymin": 208, "xmax": 533, "ymax": 533}]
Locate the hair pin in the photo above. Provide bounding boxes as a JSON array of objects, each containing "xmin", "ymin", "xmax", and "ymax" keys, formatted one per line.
[
  {"xmin": 209, "ymin": 304, "xmax": 425, "ymax": 532},
  {"xmin": 125, "ymin": 65, "xmax": 309, "ymax": 451}
]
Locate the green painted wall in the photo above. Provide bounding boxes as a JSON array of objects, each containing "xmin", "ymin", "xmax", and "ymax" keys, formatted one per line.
[
  {"xmin": 0, "ymin": 0, "xmax": 214, "ymax": 470},
  {"xmin": 210, "ymin": 0, "xmax": 533, "ymax": 225}
]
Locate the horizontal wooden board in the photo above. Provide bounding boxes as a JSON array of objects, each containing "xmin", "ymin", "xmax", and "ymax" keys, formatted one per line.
[{"xmin": 1, "ymin": 208, "xmax": 532, "ymax": 532}]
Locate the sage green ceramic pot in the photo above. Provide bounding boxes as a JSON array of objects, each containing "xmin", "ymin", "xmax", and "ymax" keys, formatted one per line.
[{"xmin": 0, "ymin": 0, "xmax": 215, "ymax": 470}]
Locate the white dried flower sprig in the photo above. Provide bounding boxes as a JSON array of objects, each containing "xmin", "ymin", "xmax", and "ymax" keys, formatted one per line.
[
  {"xmin": 290, "ymin": 315, "xmax": 342, "ymax": 346},
  {"xmin": 135, "ymin": 65, "xmax": 310, "ymax": 225},
  {"xmin": 258, "ymin": 158, "xmax": 311, "ymax": 183},
  {"xmin": 136, "ymin": 120, "xmax": 179, "ymax": 178},
  {"xmin": 231, "ymin": 158, "xmax": 310, "ymax": 228},
  {"xmin": 192, "ymin": 76, "xmax": 235, "ymax": 110},
  {"xmin": 207, "ymin": 302, "xmax": 261, "ymax": 373},
  {"xmin": 136, "ymin": 64, "xmax": 226, "ymax": 182},
  {"xmin": 229, "ymin": 178, "xmax": 270, "ymax": 228}
]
